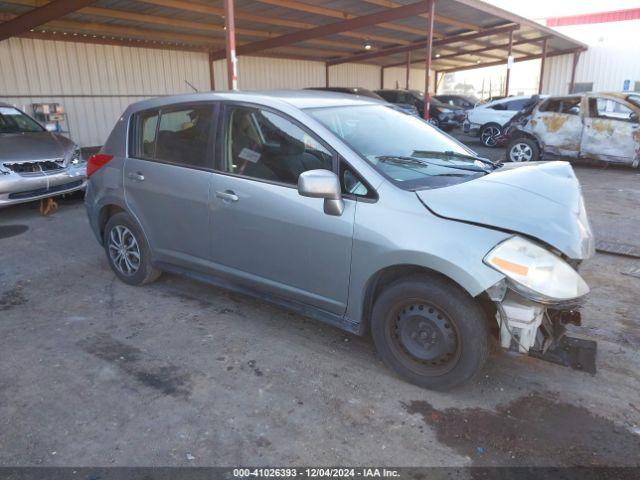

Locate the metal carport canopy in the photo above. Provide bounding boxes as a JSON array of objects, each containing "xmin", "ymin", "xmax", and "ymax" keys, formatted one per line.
[{"xmin": 0, "ymin": 0, "xmax": 587, "ymax": 84}]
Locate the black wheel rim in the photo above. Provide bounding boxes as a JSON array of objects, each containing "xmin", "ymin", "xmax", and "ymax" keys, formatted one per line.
[{"xmin": 387, "ymin": 300, "xmax": 461, "ymax": 376}]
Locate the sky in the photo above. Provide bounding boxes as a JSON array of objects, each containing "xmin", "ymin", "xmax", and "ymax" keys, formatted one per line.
[{"xmin": 484, "ymin": 0, "xmax": 640, "ymax": 21}]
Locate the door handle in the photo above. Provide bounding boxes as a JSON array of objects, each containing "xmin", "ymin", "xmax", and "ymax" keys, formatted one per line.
[
  {"xmin": 127, "ymin": 172, "xmax": 145, "ymax": 182},
  {"xmin": 216, "ymin": 190, "xmax": 239, "ymax": 203}
]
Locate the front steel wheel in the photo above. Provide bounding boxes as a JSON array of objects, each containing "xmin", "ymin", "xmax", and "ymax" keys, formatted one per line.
[{"xmin": 371, "ymin": 274, "xmax": 489, "ymax": 390}]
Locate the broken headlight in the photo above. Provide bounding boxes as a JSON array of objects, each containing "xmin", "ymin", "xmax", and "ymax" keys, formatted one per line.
[
  {"xmin": 69, "ymin": 146, "xmax": 82, "ymax": 165},
  {"xmin": 484, "ymin": 236, "xmax": 589, "ymax": 303}
]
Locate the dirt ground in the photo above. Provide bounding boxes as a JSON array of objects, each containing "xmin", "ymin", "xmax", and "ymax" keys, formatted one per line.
[{"xmin": 1, "ymin": 137, "xmax": 639, "ymax": 467}]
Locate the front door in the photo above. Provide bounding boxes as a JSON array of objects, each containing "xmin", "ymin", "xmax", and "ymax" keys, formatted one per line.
[
  {"xmin": 530, "ymin": 97, "xmax": 583, "ymax": 157},
  {"xmin": 209, "ymin": 104, "xmax": 355, "ymax": 314},
  {"xmin": 124, "ymin": 102, "xmax": 216, "ymax": 268},
  {"xmin": 581, "ymin": 96, "xmax": 640, "ymax": 165}
]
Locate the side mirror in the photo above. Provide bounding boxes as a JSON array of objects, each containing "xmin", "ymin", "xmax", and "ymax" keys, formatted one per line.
[
  {"xmin": 298, "ymin": 169, "xmax": 344, "ymax": 216},
  {"xmin": 630, "ymin": 112, "xmax": 639, "ymax": 123}
]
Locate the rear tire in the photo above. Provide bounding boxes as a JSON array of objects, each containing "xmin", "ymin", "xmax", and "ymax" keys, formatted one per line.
[
  {"xmin": 371, "ymin": 274, "xmax": 489, "ymax": 390},
  {"xmin": 480, "ymin": 123, "xmax": 501, "ymax": 147},
  {"xmin": 103, "ymin": 212, "xmax": 161, "ymax": 286},
  {"xmin": 506, "ymin": 137, "xmax": 540, "ymax": 162}
]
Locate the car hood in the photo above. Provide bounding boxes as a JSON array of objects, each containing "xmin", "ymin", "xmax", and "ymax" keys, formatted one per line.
[
  {"xmin": 0, "ymin": 132, "xmax": 73, "ymax": 163},
  {"xmin": 416, "ymin": 161, "xmax": 595, "ymax": 260}
]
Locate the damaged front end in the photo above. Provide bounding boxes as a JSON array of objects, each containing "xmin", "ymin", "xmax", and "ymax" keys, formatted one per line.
[{"xmin": 484, "ymin": 239, "xmax": 597, "ymax": 374}]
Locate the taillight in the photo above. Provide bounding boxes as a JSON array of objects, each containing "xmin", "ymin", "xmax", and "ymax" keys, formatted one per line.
[{"xmin": 87, "ymin": 154, "xmax": 113, "ymax": 177}]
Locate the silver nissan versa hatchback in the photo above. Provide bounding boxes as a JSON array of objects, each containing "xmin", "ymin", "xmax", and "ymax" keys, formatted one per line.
[{"xmin": 85, "ymin": 91, "xmax": 596, "ymax": 390}]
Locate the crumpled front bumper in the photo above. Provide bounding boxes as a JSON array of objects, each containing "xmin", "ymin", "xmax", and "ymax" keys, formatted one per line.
[
  {"xmin": 0, "ymin": 162, "xmax": 87, "ymax": 207},
  {"xmin": 493, "ymin": 290, "xmax": 596, "ymax": 374}
]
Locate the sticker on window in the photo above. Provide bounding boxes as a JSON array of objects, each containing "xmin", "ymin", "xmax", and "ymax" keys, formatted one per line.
[{"xmin": 238, "ymin": 147, "xmax": 261, "ymax": 163}]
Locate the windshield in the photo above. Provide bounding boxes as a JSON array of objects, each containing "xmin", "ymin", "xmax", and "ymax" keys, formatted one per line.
[
  {"xmin": 0, "ymin": 106, "xmax": 44, "ymax": 133},
  {"xmin": 307, "ymin": 104, "xmax": 493, "ymax": 190}
]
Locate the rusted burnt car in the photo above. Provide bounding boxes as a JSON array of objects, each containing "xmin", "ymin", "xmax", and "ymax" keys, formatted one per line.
[{"xmin": 504, "ymin": 92, "xmax": 640, "ymax": 167}]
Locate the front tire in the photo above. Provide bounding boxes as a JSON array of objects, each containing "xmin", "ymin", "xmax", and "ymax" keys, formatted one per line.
[
  {"xmin": 103, "ymin": 212, "xmax": 161, "ymax": 286},
  {"xmin": 506, "ymin": 137, "xmax": 540, "ymax": 162},
  {"xmin": 480, "ymin": 123, "xmax": 501, "ymax": 147},
  {"xmin": 371, "ymin": 274, "xmax": 489, "ymax": 390}
]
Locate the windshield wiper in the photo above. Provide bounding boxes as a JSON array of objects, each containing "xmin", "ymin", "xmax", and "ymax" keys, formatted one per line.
[
  {"xmin": 412, "ymin": 150, "xmax": 500, "ymax": 168},
  {"xmin": 377, "ymin": 155, "xmax": 487, "ymax": 173}
]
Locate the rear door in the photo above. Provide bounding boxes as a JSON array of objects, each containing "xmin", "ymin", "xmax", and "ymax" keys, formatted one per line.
[
  {"xmin": 124, "ymin": 102, "xmax": 217, "ymax": 268},
  {"xmin": 580, "ymin": 96, "xmax": 640, "ymax": 165},
  {"xmin": 208, "ymin": 103, "xmax": 356, "ymax": 315},
  {"xmin": 530, "ymin": 97, "xmax": 583, "ymax": 157}
]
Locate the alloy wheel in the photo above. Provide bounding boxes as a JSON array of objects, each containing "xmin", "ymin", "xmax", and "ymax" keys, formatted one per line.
[
  {"xmin": 481, "ymin": 126, "xmax": 501, "ymax": 147},
  {"xmin": 510, "ymin": 142, "xmax": 534, "ymax": 162},
  {"xmin": 108, "ymin": 225, "xmax": 141, "ymax": 276}
]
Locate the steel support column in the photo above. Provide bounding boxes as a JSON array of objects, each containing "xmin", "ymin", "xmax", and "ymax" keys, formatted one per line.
[
  {"xmin": 423, "ymin": 0, "xmax": 435, "ymax": 120},
  {"xmin": 405, "ymin": 51, "xmax": 411, "ymax": 89},
  {"xmin": 434, "ymin": 71, "xmax": 439, "ymax": 94},
  {"xmin": 208, "ymin": 51, "xmax": 216, "ymax": 91},
  {"xmin": 538, "ymin": 38, "xmax": 548, "ymax": 94},
  {"xmin": 504, "ymin": 30, "xmax": 513, "ymax": 96},
  {"xmin": 569, "ymin": 50, "xmax": 581, "ymax": 94},
  {"xmin": 325, "ymin": 63, "xmax": 329, "ymax": 87},
  {"xmin": 224, "ymin": 0, "xmax": 238, "ymax": 90},
  {"xmin": 380, "ymin": 66, "xmax": 385, "ymax": 89}
]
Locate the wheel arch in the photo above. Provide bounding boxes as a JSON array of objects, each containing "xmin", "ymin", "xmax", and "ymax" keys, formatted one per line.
[
  {"xmin": 359, "ymin": 264, "xmax": 491, "ymax": 336},
  {"xmin": 97, "ymin": 203, "xmax": 126, "ymax": 244}
]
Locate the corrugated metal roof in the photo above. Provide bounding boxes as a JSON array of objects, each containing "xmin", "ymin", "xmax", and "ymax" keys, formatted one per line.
[{"xmin": 0, "ymin": 0, "xmax": 586, "ymax": 70}]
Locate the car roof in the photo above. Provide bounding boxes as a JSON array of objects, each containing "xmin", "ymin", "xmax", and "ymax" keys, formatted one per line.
[{"xmin": 125, "ymin": 90, "xmax": 384, "ymax": 114}]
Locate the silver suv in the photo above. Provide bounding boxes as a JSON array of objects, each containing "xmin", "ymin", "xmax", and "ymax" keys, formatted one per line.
[{"xmin": 85, "ymin": 91, "xmax": 595, "ymax": 390}]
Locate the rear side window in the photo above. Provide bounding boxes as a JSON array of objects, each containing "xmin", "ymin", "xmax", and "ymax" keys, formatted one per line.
[
  {"xmin": 155, "ymin": 105, "xmax": 215, "ymax": 168},
  {"xmin": 505, "ymin": 99, "xmax": 530, "ymax": 111},
  {"xmin": 130, "ymin": 103, "xmax": 215, "ymax": 168}
]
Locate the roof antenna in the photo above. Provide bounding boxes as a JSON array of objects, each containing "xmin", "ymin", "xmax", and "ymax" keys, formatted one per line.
[{"xmin": 185, "ymin": 80, "xmax": 198, "ymax": 92}]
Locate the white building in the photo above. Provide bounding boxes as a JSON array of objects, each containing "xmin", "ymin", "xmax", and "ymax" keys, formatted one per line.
[{"xmin": 543, "ymin": 9, "xmax": 640, "ymax": 94}]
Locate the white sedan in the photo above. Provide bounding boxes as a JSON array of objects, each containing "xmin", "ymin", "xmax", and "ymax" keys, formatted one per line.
[{"xmin": 463, "ymin": 96, "xmax": 542, "ymax": 147}]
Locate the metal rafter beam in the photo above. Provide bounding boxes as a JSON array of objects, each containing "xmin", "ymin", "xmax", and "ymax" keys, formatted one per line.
[
  {"xmin": 0, "ymin": 0, "xmax": 97, "ymax": 41},
  {"xmin": 362, "ymin": 0, "xmax": 479, "ymax": 31},
  {"xmin": 2, "ymin": 0, "xmax": 365, "ymax": 52},
  {"xmin": 438, "ymin": 47, "xmax": 586, "ymax": 74},
  {"xmin": 382, "ymin": 34, "xmax": 550, "ymax": 68},
  {"xmin": 327, "ymin": 24, "xmax": 520, "ymax": 66},
  {"xmin": 3, "ymin": 12, "xmax": 349, "ymax": 58},
  {"xmin": 210, "ymin": 1, "xmax": 432, "ymax": 60},
  {"xmin": 255, "ymin": 0, "xmax": 431, "ymax": 37},
  {"xmin": 140, "ymin": 0, "xmax": 413, "ymax": 47}
]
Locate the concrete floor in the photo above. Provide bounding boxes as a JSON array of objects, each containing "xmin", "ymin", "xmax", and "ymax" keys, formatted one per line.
[{"xmin": 1, "ymin": 140, "xmax": 640, "ymax": 467}]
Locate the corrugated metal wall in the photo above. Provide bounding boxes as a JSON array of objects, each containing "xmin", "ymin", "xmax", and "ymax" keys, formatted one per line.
[
  {"xmin": 0, "ymin": 38, "xmax": 210, "ymax": 146},
  {"xmin": 382, "ymin": 67, "xmax": 432, "ymax": 91},
  {"xmin": 2, "ymin": 38, "xmax": 438, "ymax": 146},
  {"xmin": 544, "ymin": 46, "xmax": 640, "ymax": 95},
  {"xmin": 328, "ymin": 63, "xmax": 381, "ymax": 90},
  {"xmin": 212, "ymin": 56, "xmax": 325, "ymax": 91}
]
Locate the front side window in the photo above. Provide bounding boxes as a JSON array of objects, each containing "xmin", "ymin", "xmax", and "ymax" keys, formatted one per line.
[
  {"xmin": 308, "ymin": 104, "xmax": 490, "ymax": 191},
  {"xmin": 590, "ymin": 98, "xmax": 635, "ymax": 121},
  {"xmin": 0, "ymin": 106, "xmax": 44, "ymax": 133},
  {"xmin": 224, "ymin": 105, "xmax": 333, "ymax": 185},
  {"xmin": 155, "ymin": 105, "xmax": 215, "ymax": 168},
  {"xmin": 506, "ymin": 99, "xmax": 531, "ymax": 111}
]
